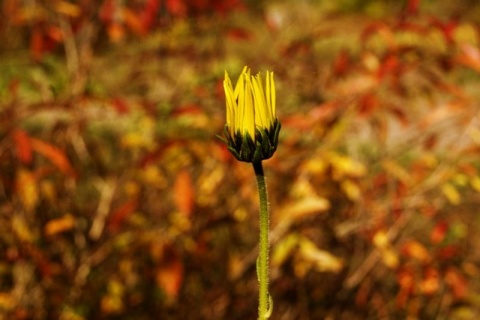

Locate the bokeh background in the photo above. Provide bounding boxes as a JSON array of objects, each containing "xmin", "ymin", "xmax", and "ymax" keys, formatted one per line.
[{"xmin": 1, "ymin": 0, "xmax": 480, "ymax": 319}]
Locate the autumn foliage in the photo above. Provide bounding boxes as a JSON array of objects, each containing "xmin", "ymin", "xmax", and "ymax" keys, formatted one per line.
[{"xmin": 1, "ymin": 0, "xmax": 480, "ymax": 319}]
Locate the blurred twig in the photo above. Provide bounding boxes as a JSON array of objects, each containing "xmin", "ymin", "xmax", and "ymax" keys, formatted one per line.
[
  {"xmin": 343, "ymin": 110, "xmax": 480, "ymax": 290},
  {"xmin": 89, "ymin": 178, "xmax": 116, "ymax": 240}
]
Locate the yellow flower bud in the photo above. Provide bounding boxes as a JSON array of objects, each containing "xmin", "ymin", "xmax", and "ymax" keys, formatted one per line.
[{"xmin": 221, "ymin": 66, "xmax": 281, "ymax": 163}]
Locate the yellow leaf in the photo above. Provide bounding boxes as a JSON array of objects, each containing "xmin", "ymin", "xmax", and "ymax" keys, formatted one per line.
[
  {"xmin": 272, "ymin": 234, "xmax": 299, "ymax": 266},
  {"xmin": 276, "ymin": 197, "xmax": 330, "ymax": 225},
  {"xmin": 121, "ymin": 132, "xmax": 145, "ymax": 149},
  {"xmin": 470, "ymin": 176, "xmax": 480, "ymax": 192},
  {"xmin": 304, "ymin": 158, "xmax": 328, "ymax": 175},
  {"xmin": 298, "ymin": 238, "xmax": 343, "ymax": 273},
  {"xmin": 340, "ymin": 179, "xmax": 361, "ymax": 201},
  {"xmin": 442, "ymin": 183, "xmax": 461, "ymax": 205},
  {"xmin": 381, "ymin": 248, "xmax": 399, "ymax": 269},
  {"xmin": 59, "ymin": 307, "xmax": 86, "ymax": 320},
  {"xmin": 373, "ymin": 231, "xmax": 398, "ymax": 269},
  {"xmin": 54, "ymin": 1, "xmax": 81, "ymax": 17},
  {"xmin": 453, "ymin": 173, "xmax": 468, "ymax": 187},
  {"xmin": 12, "ymin": 216, "xmax": 35, "ymax": 242},
  {"xmin": 141, "ymin": 165, "xmax": 167, "ymax": 187},
  {"xmin": 373, "ymin": 230, "xmax": 390, "ymax": 250},
  {"xmin": 123, "ymin": 181, "xmax": 141, "ymax": 197},
  {"xmin": 15, "ymin": 168, "xmax": 39, "ymax": 212},
  {"xmin": 382, "ymin": 160, "xmax": 413, "ymax": 185},
  {"xmin": 40, "ymin": 180, "xmax": 57, "ymax": 204},
  {"xmin": 329, "ymin": 152, "xmax": 366, "ymax": 179}
]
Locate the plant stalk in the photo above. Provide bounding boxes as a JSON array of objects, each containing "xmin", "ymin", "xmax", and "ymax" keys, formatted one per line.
[{"xmin": 253, "ymin": 161, "xmax": 271, "ymax": 319}]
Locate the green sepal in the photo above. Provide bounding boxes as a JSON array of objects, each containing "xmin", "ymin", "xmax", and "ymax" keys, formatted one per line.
[{"xmin": 219, "ymin": 120, "xmax": 281, "ymax": 163}]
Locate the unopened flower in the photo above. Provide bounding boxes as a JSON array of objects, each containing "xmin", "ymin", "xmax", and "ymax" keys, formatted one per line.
[{"xmin": 221, "ymin": 66, "xmax": 281, "ymax": 163}]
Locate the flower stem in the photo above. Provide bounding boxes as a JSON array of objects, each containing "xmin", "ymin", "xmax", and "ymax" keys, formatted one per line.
[{"xmin": 253, "ymin": 161, "xmax": 271, "ymax": 319}]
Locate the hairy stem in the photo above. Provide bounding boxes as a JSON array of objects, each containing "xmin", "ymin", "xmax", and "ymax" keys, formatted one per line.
[{"xmin": 253, "ymin": 161, "xmax": 271, "ymax": 319}]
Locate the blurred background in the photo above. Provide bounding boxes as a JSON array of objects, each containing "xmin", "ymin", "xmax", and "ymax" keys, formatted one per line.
[{"xmin": 1, "ymin": 0, "xmax": 480, "ymax": 319}]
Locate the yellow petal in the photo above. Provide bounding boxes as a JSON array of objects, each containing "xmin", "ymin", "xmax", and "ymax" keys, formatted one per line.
[
  {"xmin": 223, "ymin": 72, "xmax": 236, "ymax": 135},
  {"xmin": 251, "ymin": 74, "xmax": 269, "ymax": 129},
  {"xmin": 269, "ymin": 71, "xmax": 276, "ymax": 122},
  {"xmin": 243, "ymin": 72, "xmax": 255, "ymax": 138}
]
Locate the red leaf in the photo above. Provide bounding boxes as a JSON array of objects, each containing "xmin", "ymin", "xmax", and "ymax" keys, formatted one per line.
[
  {"xmin": 430, "ymin": 221, "xmax": 448, "ymax": 245},
  {"xmin": 332, "ymin": 50, "xmax": 351, "ymax": 78},
  {"xmin": 430, "ymin": 18, "xmax": 458, "ymax": 44},
  {"xmin": 30, "ymin": 29, "xmax": 44, "ymax": 61},
  {"xmin": 377, "ymin": 54, "xmax": 400, "ymax": 79},
  {"xmin": 99, "ymin": 0, "xmax": 115, "ymax": 23},
  {"xmin": 226, "ymin": 27, "xmax": 252, "ymax": 41},
  {"xmin": 107, "ymin": 199, "xmax": 138, "ymax": 233},
  {"xmin": 283, "ymin": 39, "xmax": 311, "ymax": 57},
  {"xmin": 171, "ymin": 104, "xmax": 202, "ymax": 117},
  {"xmin": 166, "ymin": 0, "xmax": 187, "ymax": 17},
  {"xmin": 30, "ymin": 138, "xmax": 75, "ymax": 177},
  {"xmin": 12, "ymin": 129, "xmax": 33, "ymax": 164},
  {"xmin": 405, "ymin": 0, "xmax": 421, "ymax": 16},
  {"xmin": 359, "ymin": 92, "xmax": 379, "ymax": 116},
  {"xmin": 23, "ymin": 243, "xmax": 54, "ymax": 279},
  {"xmin": 140, "ymin": 0, "xmax": 161, "ymax": 33},
  {"xmin": 437, "ymin": 245, "xmax": 460, "ymax": 260},
  {"xmin": 111, "ymin": 97, "xmax": 130, "ymax": 114}
]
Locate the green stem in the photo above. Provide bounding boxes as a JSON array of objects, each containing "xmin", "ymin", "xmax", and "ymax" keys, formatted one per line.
[{"xmin": 253, "ymin": 161, "xmax": 271, "ymax": 319}]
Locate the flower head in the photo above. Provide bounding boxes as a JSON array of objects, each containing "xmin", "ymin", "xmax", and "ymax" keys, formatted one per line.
[{"xmin": 221, "ymin": 67, "xmax": 281, "ymax": 163}]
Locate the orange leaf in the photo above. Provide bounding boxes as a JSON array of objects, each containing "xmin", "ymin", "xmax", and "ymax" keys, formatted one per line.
[
  {"xmin": 44, "ymin": 214, "xmax": 75, "ymax": 236},
  {"xmin": 174, "ymin": 169, "xmax": 194, "ymax": 217},
  {"xmin": 401, "ymin": 240, "xmax": 430, "ymax": 264},
  {"xmin": 156, "ymin": 254, "xmax": 183, "ymax": 301},
  {"xmin": 420, "ymin": 267, "xmax": 439, "ymax": 296},
  {"xmin": 445, "ymin": 267, "xmax": 468, "ymax": 300},
  {"xmin": 107, "ymin": 23, "xmax": 125, "ymax": 43},
  {"xmin": 12, "ymin": 129, "xmax": 33, "ymax": 164},
  {"xmin": 396, "ymin": 267, "xmax": 415, "ymax": 308},
  {"xmin": 30, "ymin": 138, "xmax": 75, "ymax": 177},
  {"xmin": 456, "ymin": 44, "xmax": 480, "ymax": 73},
  {"xmin": 123, "ymin": 8, "xmax": 143, "ymax": 34}
]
